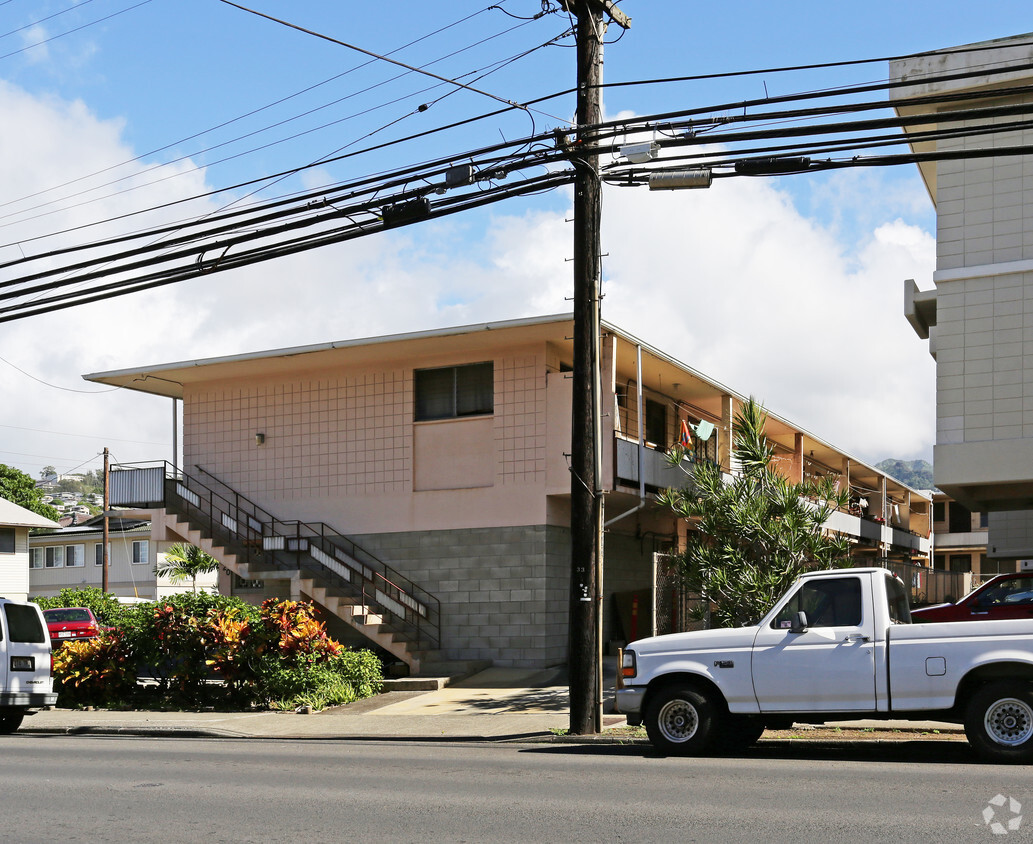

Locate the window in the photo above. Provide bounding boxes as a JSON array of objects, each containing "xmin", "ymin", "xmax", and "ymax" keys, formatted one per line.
[
  {"xmin": 29, "ymin": 547, "xmax": 43, "ymax": 569},
  {"xmin": 45, "ymin": 546, "xmax": 64, "ymax": 568},
  {"xmin": 771, "ymin": 576, "xmax": 863, "ymax": 629},
  {"xmin": 948, "ymin": 501, "xmax": 972, "ymax": 533},
  {"xmin": 885, "ymin": 574, "xmax": 911, "ymax": 624},
  {"xmin": 975, "ymin": 575, "xmax": 1033, "ymax": 608},
  {"xmin": 4, "ymin": 604, "xmax": 45, "ymax": 644},
  {"xmin": 414, "ymin": 362, "xmax": 493, "ymax": 421},
  {"xmin": 949, "ymin": 554, "xmax": 972, "ymax": 573},
  {"xmin": 933, "ymin": 554, "xmax": 945, "ymax": 570},
  {"xmin": 66, "ymin": 544, "xmax": 85, "ymax": 567},
  {"xmin": 645, "ymin": 398, "xmax": 666, "ymax": 446},
  {"xmin": 933, "ymin": 502, "xmax": 945, "ymax": 522},
  {"xmin": 0, "ymin": 527, "xmax": 14, "ymax": 554},
  {"xmin": 132, "ymin": 540, "xmax": 149, "ymax": 565},
  {"xmin": 979, "ymin": 511, "xmax": 989, "ymax": 529}
]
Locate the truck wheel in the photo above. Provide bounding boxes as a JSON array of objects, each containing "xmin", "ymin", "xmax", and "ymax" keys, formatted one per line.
[
  {"xmin": 965, "ymin": 681, "xmax": 1033, "ymax": 763},
  {"xmin": 720, "ymin": 716, "xmax": 765, "ymax": 753},
  {"xmin": 644, "ymin": 685, "xmax": 717, "ymax": 756},
  {"xmin": 0, "ymin": 710, "xmax": 25, "ymax": 735}
]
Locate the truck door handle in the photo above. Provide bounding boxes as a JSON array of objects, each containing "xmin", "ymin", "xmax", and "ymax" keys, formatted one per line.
[{"xmin": 843, "ymin": 634, "xmax": 871, "ymax": 643}]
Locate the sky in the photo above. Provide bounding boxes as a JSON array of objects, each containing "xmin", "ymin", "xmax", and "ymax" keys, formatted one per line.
[{"xmin": 0, "ymin": 0, "xmax": 1031, "ymax": 481}]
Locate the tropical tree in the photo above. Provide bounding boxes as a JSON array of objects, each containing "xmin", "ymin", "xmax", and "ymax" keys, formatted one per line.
[
  {"xmin": 656, "ymin": 397, "xmax": 852, "ymax": 629},
  {"xmin": 0, "ymin": 463, "xmax": 60, "ymax": 521},
  {"xmin": 155, "ymin": 543, "xmax": 221, "ymax": 593}
]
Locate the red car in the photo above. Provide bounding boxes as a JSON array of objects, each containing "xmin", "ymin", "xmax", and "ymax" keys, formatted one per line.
[
  {"xmin": 911, "ymin": 573, "xmax": 1033, "ymax": 622},
  {"xmin": 43, "ymin": 607, "xmax": 105, "ymax": 642}
]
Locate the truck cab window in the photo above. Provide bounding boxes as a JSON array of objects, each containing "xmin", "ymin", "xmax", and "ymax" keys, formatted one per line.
[
  {"xmin": 885, "ymin": 574, "xmax": 912, "ymax": 624},
  {"xmin": 772, "ymin": 577, "xmax": 862, "ymax": 629}
]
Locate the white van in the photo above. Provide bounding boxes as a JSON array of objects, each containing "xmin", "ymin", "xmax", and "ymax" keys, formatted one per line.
[{"xmin": 0, "ymin": 598, "xmax": 57, "ymax": 733}]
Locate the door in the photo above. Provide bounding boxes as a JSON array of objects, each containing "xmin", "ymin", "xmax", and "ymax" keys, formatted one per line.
[{"xmin": 751, "ymin": 575, "xmax": 877, "ymax": 712}]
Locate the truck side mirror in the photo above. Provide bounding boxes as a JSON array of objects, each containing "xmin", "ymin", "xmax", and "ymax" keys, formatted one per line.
[{"xmin": 790, "ymin": 611, "xmax": 809, "ymax": 634}]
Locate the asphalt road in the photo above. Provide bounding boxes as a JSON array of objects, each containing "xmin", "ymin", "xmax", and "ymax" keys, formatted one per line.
[{"xmin": 3, "ymin": 734, "xmax": 1030, "ymax": 842}]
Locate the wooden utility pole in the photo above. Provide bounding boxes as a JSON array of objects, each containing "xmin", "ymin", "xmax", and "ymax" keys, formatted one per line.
[
  {"xmin": 102, "ymin": 447, "xmax": 110, "ymax": 592},
  {"xmin": 567, "ymin": 0, "xmax": 629, "ymax": 735}
]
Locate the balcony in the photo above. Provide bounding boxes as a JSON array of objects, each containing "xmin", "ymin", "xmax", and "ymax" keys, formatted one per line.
[{"xmin": 613, "ymin": 436, "xmax": 694, "ymax": 491}]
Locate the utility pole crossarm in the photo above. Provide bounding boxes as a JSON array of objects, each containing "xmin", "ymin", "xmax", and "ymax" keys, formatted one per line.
[{"xmin": 558, "ymin": 0, "xmax": 631, "ymax": 30}]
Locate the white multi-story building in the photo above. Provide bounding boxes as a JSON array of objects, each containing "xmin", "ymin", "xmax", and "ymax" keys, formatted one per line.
[{"xmin": 898, "ymin": 33, "xmax": 1033, "ymax": 563}]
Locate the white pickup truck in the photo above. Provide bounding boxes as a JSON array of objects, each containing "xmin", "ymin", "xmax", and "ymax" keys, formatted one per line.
[
  {"xmin": 616, "ymin": 567, "xmax": 1033, "ymax": 763},
  {"xmin": 0, "ymin": 597, "xmax": 57, "ymax": 734}
]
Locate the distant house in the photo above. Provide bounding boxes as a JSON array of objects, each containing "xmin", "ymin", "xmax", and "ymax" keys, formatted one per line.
[
  {"xmin": 28, "ymin": 510, "xmax": 219, "ymax": 602},
  {"xmin": 0, "ymin": 497, "xmax": 61, "ymax": 601}
]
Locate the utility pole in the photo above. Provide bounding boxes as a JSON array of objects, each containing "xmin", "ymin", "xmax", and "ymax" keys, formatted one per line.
[
  {"xmin": 102, "ymin": 447, "xmax": 110, "ymax": 592},
  {"xmin": 566, "ymin": 0, "xmax": 629, "ymax": 735}
]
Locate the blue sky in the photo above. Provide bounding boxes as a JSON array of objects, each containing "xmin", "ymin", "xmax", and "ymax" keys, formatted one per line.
[{"xmin": 1, "ymin": 0, "xmax": 1031, "ymax": 480}]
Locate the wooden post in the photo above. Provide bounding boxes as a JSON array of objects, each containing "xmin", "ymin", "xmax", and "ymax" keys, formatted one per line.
[
  {"xmin": 102, "ymin": 447, "xmax": 109, "ymax": 593},
  {"xmin": 567, "ymin": 0, "xmax": 628, "ymax": 736}
]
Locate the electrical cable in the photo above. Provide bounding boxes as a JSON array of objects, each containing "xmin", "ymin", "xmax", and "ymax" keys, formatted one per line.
[
  {"xmin": 0, "ymin": 2, "xmax": 507, "ymax": 215},
  {"xmin": 0, "ymin": 0, "xmax": 100, "ymax": 42},
  {"xmin": 0, "ymin": 16, "xmax": 559, "ymax": 230},
  {"xmin": 0, "ymin": 0, "xmax": 155, "ymax": 61}
]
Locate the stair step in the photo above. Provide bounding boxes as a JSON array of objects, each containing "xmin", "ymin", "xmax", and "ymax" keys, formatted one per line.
[{"xmin": 160, "ymin": 484, "xmax": 436, "ymax": 672}]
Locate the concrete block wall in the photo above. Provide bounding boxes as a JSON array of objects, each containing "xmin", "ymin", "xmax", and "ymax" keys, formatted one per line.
[{"xmin": 353, "ymin": 524, "xmax": 570, "ymax": 668}]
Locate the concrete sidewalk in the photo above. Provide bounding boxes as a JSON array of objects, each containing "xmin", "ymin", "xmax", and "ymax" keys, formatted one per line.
[{"xmin": 18, "ymin": 666, "xmax": 963, "ymax": 742}]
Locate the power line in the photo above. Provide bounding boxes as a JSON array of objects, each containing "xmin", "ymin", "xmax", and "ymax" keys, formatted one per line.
[
  {"xmin": 0, "ymin": 0, "xmax": 155, "ymax": 62},
  {"xmin": 0, "ymin": 9, "xmax": 555, "ymax": 230},
  {"xmin": 217, "ymin": 0, "xmax": 531, "ymax": 113}
]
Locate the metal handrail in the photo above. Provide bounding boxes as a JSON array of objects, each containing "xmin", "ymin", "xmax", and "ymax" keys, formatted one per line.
[{"xmin": 113, "ymin": 460, "xmax": 441, "ymax": 650}]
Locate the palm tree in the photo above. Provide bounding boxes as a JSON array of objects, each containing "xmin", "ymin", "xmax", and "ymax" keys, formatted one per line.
[{"xmin": 155, "ymin": 543, "xmax": 220, "ymax": 593}]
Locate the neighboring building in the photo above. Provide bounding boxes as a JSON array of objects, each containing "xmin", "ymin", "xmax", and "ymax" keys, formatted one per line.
[
  {"xmin": 0, "ymin": 497, "xmax": 60, "ymax": 601},
  {"xmin": 897, "ymin": 33, "xmax": 1033, "ymax": 562},
  {"xmin": 28, "ymin": 510, "xmax": 219, "ymax": 601},
  {"xmin": 85, "ymin": 314, "xmax": 931, "ymax": 670},
  {"xmin": 931, "ymin": 492, "xmax": 989, "ymax": 580}
]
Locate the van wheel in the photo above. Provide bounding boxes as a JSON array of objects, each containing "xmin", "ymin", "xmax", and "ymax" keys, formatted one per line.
[
  {"xmin": 644, "ymin": 685, "xmax": 717, "ymax": 756},
  {"xmin": 0, "ymin": 711, "xmax": 25, "ymax": 735},
  {"xmin": 965, "ymin": 681, "xmax": 1033, "ymax": 763}
]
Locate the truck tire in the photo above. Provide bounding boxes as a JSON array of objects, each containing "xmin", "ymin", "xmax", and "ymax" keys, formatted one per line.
[
  {"xmin": 720, "ymin": 716, "xmax": 766, "ymax": 753},
  {"xmin": 644, "ymin": 685, "xmax": 717, "ymax": 756},
  {"xmin": 965, "ymin": 681, "xmax": 1033, "ymax": 763},
  {"xmin": 0, "ymin": 710, "xmax": 25, "ymax": 735}
]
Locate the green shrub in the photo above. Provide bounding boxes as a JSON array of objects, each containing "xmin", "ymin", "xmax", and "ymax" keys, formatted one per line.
[
  {"xmin": 263, "ymin": 650, "xmax": 383, "ymax": 710},
  {"xmin": 48, "ymin": 595, "xmax": 383, "ymax": 712},
  {"xmin": 32, "ymin": 587, "xmax": 125, "ymax": 627},
  {"xmin": 52, "ymin": 630, "xmax": 137, "ymax": 708}
]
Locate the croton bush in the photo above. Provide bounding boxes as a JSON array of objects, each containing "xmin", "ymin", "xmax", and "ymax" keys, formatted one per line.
[{"xmin": 45, "ymin": 591, "xmax": 383, "ymax": 711}]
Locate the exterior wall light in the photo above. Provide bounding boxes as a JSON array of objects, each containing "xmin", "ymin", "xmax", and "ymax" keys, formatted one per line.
[{"xmin": 255, "ymin": 433, "xmax": 265, "ymax": 445}]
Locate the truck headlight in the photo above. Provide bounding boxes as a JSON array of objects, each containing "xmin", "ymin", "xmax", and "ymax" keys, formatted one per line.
[{"xmin": 621, "ymin": 649, "xmax": 637, "ymax": 681}]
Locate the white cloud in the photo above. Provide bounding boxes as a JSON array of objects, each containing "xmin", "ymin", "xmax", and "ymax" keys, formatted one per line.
[{"xmin": 0, "ymin": 81, "xmax": 937, "ymax": 480}]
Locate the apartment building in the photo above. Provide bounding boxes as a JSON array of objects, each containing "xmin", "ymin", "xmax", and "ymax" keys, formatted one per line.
[
  {"xmin": 86, "ymin": 314, "xmax": 930, "ymax": 670},
  {"xmin": 897, "ymin": 33, "xmax": 1033, "ymax": 563},
  {"xmin": 27, "ymin": 511, "xmax": 218, "ymax": 601}
]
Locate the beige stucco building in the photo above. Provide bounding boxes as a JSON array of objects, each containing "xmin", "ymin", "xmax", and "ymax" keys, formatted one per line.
[
  {"xmin": 897, "ymin": 33, "xmax": 1033, "ymax": 564},
  {"xmin": 86, "ymin": 314, "xmax": 930, "ymax": 670}
]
